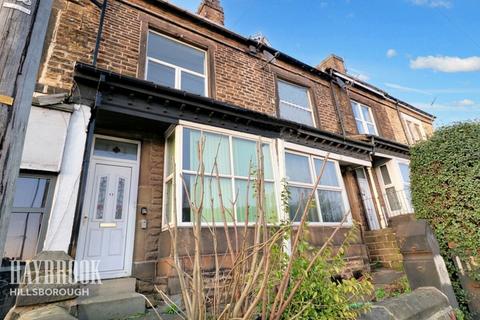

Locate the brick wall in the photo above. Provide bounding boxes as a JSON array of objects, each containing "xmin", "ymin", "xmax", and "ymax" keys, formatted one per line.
[
  {"xmin": 135, "ymin": 136, "xmax": 164, "ymax": 263},
  {"xmin": 37, "ymin": 0, "xmax": 433, "ymax": 141},
  {"xmin": 364, "ymin": 228, "xmax": 403, "ymax": 270}
]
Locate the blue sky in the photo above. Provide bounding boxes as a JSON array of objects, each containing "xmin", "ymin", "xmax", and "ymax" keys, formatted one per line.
[{"xmin": 171, "ymin": 0, "xmax": 480, "ymax": 126}]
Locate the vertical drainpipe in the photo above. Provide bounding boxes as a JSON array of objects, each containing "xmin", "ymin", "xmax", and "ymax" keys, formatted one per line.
[
  {"xmin": 395, "ymin": 101, "xmax": 410, "ymax": 145},
  {"xmin": 68, "ymin": 1, "xmax": 106, "ymax": 256},
  {"xmin": 329, "ymin": 70, "xmax": 347, "ymax": 138},
  {"xmin": 68, "ymin": 75, "xmax": 104, "ymax": 257},
  {"xmin": 92, "ymin": 0, "xmax": 107, "ymax": 67}
]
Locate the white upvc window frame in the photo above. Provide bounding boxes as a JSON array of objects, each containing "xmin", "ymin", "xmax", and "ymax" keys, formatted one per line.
[
  {"xmin": 162, "ymin": 121, "xmax": 281, "ymax": 229},
  {"xmin": 278, "ymin": 141, "xmax": 353, "ymax": 227},
  {"xmin": 351, "ymin": 100, "xmax": 378, "ymax": 135},
  {"xmin": 401, "ymin": 113, "xmax": 427, "ymax": 144},
  {"xmin": 277, "ymin": 79, "xmax": 316, "ymax": 127},
  {"xmin": 374, "ymin": 154, "xmax": 413, "ymax": 217},
  {"xmin": 145, "ymin": 30, "xmax": 208, "ymax": 97}
]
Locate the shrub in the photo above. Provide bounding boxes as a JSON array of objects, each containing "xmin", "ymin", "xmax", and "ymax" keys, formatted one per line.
[{"xmin": 410, "ymin": 121, "xmax": 480, "ymax": 316}]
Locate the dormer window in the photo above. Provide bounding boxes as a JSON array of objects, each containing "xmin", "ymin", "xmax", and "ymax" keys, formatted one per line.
[
  {"xmin": 351, "ymin": 101, "xmax": 378, "ymax": 135},
  {"xmin": 277, "ymin": 80, "xmax": 315, "ymax": 126},
  {"xmin": 146, "ymin": 31, "xmax": 207, "ymax": 96}
]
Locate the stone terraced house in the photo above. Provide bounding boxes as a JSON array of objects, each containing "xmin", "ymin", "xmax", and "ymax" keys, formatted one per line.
[{"xmin": 2, "ymin": 0, "xmax": 435, "ymax": 317}]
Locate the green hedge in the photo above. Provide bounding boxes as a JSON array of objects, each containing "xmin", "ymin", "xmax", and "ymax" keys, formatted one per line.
[
  {"xmin": 411, "ymin": 121, "xmax": 480, "ymax": 263},
  {"xmin": 410, "ymin": 121, "xmax": 480, "ymax": 316}
]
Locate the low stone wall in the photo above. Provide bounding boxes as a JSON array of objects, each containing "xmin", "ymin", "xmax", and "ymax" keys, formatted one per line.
[{"xmin": 359, "ymin": 287, "xmax": 455, "ymax": 320}]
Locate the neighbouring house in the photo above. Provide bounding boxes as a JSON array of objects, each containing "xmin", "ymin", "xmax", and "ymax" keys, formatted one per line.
[{"xmin": 3, "ymin": 0, "xmax": 434, "ymax": 304}]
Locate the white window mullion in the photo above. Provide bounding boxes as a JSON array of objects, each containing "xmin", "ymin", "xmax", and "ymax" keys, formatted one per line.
[
  {"xmin": 176, "ymin": 125, "xmax": 183, "ymax": 226},
  {"xmin": 229, "ymin": 135, "xmax": 237, "ymax": 222}
]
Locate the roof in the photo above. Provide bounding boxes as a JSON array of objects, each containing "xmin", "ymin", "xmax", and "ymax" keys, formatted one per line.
[{"xmin": 138, "ymin": 0, "xmax": 434, "ymax": 120}]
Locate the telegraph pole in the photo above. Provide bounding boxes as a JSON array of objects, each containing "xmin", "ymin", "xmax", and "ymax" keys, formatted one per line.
[{"xmin": 0, "ymin": 0, "xmax": 53, "ymax": 259}]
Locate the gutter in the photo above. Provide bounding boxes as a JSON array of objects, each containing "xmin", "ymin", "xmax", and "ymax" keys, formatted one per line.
[{"xmin": 332, "ymin": 71, "xmax": 435, "ymax": 120}]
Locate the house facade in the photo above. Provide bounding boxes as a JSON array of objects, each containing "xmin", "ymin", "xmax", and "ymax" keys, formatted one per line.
[{"xmin": 4, "ymin": 0, "xmax": 434, "ymax": 296}]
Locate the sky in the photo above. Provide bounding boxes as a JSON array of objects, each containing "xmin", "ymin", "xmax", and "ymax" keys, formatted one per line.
[{"xmin": 170, "ymin": 0, "xmax": 480, "ymax": 126}]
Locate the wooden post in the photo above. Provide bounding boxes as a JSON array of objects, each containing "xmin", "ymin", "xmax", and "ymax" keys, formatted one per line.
[{"xmin": 0, "ymin": 0, "xmax": 53, "ymax": 259}]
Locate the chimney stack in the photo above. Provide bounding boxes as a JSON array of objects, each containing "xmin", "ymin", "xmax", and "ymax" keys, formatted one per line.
[
  {"xmin": 197, "ymin": 0, "xmax": 224, "ymax": 25},
  {"xmin": 317, "ymin": 54, "xmax": 346, "ymax": 74}
]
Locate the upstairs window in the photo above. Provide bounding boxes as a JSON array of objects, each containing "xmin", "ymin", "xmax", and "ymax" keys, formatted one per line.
[
  {"xmin": 351, "ymin": 101, "xmax": 378, "ymax": 135},
  {"xmin": 146, "ymin": 31, "xmax": 207, "ymax": 96},
  {"xmin": 401, "ymin": 113, "xmax": 426, "ymax": 144},
  {"xmin": 277, "ymin": 80, "xmax": 315, "ymax": 126}
]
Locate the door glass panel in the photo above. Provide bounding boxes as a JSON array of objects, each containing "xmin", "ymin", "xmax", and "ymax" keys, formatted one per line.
[
  {"xmin": 285, "ymin": 153, "xmax": 311, "ymax": 183},
  {"xmin": 386, "ymin": 187, "xmax": 402, "ymax": 211},
  {"xmin": 356, "ymin": 168, "xmax": 366, "ymax": 179},
  {"xmin": 115, "ymin": 177, "xmax": 125, "ymax": 220},
  {"xmin": 96, "ymin": 176, "xmax": 108, "ymax": 220},
  {"xmin": 398, "ymin": 163, "xmax": 410, "ymax": 184},
  {"xmin": 94, "ymin": 138, "xmax": 138, "ymax": 161},
  {"xmin": 13, "ymin": 178, "xmax": 49, "ymax": 208}
]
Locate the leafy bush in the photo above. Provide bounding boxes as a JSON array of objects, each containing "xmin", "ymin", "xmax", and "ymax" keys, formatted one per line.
[
  {"xmin": 273, "ymin": 226, "xmax": 373, "ymax": 320},
  {"xmin": 410, "ymin": 121, "xmax": 480, "ymax": 316}
]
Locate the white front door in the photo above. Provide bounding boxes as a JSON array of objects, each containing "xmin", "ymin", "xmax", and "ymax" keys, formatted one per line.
[
  {"xmin": 76, "ymin": 136, "xmax": 139, "ymax": 280},
  {"xmin": 355, "ymin": 168, "xmax": 380, "ymax": 230}
]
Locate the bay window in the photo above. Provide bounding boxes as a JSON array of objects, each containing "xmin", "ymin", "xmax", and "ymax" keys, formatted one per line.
[
  {"xmin": 146, "ymin": 31, "xmax": 207, "ymax": 96},
  {"xmin": 284, "ymin": 150, "xmax": 350, "ymax": 224},
  {"xmin": 164, "ymin": 124, "xmax": 278, "ymax": 226}
]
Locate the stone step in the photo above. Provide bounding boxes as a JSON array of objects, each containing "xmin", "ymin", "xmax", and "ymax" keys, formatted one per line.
[
  {"xmin": 77, "ymin": 292, "xmax": 145, "ymax": 320},
  {"xmin": 81, "ymin": 277, "xmax": 136, "ymax": 297},
  {"xmin": 17, "ymin": 305, "xmax": 77, "ymax": 320}
]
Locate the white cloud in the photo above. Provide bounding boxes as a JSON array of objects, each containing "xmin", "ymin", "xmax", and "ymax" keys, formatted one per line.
[
  {"xmin": 348, "ymin": 68, "xmax": 369, "ymax": 81},
  {"xmin": 384, "ymin": 83, "xmax": 432, "ymax": 95},
  {"xmin": 410, "ymin": 56, "xmax": 480, "ymax": 72},
  {"xmin": 455, "ymin": 99, "xmax": 475, "ymax": 106},
  {"xmin": 410, "ymin": 0, "xmax": 452, "ymax": 8},
  {"xmin": 386, "ymin": 49, "xmax": 397, "ymax": 58}
]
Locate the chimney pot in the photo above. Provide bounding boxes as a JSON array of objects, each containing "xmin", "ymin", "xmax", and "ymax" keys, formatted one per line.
[
  {"xmin": 197, "ymin": 0, "xmax": 224, "ymax": 25},
  {"xmin": 317, "ymin": 54, "xmax": 346, "ymax": 74}
]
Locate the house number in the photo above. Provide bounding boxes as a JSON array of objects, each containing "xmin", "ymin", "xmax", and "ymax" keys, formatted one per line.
[{"xmin": 2, "ymin": 0, "xmax": 32, "ymax": 15}]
